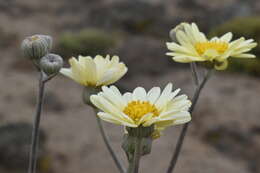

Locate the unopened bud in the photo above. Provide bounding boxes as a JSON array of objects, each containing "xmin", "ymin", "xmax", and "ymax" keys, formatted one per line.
[
  {"xmin": 38, "ymin": 35, "xmax": 53, "ymax": 52},
  {"xmin": 40, "ymin": 54, "xmax": 63, "ymax": 75},
  {"xmin": 21, "ymin": 34, "xmax": 52, "ymax": 60}
]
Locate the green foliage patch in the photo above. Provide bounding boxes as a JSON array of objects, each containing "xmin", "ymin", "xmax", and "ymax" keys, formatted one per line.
[{"xmin": 57, "ymin": 29, "xmax": 117, "ymax": 58}]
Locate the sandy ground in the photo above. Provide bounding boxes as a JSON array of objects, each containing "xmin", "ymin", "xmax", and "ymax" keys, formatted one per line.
[{"xmin": 1, "ymin": 63, "xmax": 260, "ymax": 172}]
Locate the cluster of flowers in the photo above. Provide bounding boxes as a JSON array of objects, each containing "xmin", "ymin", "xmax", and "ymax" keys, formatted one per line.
[
  {"xmin": 22, "ymin": 22, "xmax": 257, "ymax": 173},
  {"xmin": 60, "ymin": 23, "xmax": 257, "ymax": 138}
]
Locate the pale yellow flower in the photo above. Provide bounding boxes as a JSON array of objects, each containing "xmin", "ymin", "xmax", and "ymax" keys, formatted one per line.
[
  {"xmin": 60, "ymin": 55, "xmax": 127, "ymax": 87},
  {"xmin": 90, "ymin": 83, "xmax": 191, "ymax": 137},
  {"xmin": 166, "ymin": 23, "xmax": 257, "ymax": 70}
]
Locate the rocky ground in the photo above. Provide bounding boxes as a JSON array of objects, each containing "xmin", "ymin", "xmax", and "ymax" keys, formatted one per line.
[{"xmin": 0, "ymin": 0, "xmax": 260, "ymax": 173}]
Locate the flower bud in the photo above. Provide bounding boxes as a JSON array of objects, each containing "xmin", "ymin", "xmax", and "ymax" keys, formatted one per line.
[
  {"xmin": 122, "ymin": 126, "xmax": 154, "ymax": 161},
  {"xmin": 125, "ymin": 126, "xmax": 154, "ymax": 138},
  {"xmin": 39, "ymin": 54, "xmax": 63, "ymax": 75},
  {"xmin": 21, "ymin": 35, "xmax": 52, "ymax": 60},
  {"xmin": 37, "ymin": 35, "xmax": 53, "ymax": 52},
  {"xmin": 82, "ymin": 87, "xmax": 101, "ymax": 106}
]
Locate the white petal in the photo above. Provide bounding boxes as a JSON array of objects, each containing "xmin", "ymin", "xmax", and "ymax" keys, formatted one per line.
[
  {"xmin": 98, "ymin": 112, "xmax": 137, "ymax": 127},
  {"xmin": 232, "ymin": 53, "xmax": 256, "ymax": 58},
  {"xmin": 191, "ymin": 23, "xmax": 207, "ymax": 42},
  {"xmin": 123, "ymin": 92, "xmax": 133, "ymax": 103},
  {"xmin": 102, "ymin": 66, "xmax": 128, "ymax": 85},
  {"xmin": 220, "ymin": 32, "xmax": 233, "ymax": 42},
  {"xmin": 147, "ymin": 87, "xmax": 161, "ymax": 104},
  {"xmin": 159, "ymin": 109, "xmax": 181, "ymax": 119},
  {"xmin": 176, "ymin": 30, "xmax": 196, "ymax": 50},
  {"xmin": 210, "ymin": 37, "xmax": 218, "ymax": 41},
  {"xmin": 159, "ymin": 111, "xmax": 191, "ymax": 121},
  {"xmin": 69, "ymin": 57, "xmax": 84, "ymax": 83},
  {"xmin": 166, "ymin": 42, "xmax": 195, "ymax": 55},
  {"xmin": 155, "ymin": 83, "xmax": 173, "ymax": 110},
  {"xmin": 97, "ymin": 112, "xmax": 125, "ymax": 125},
  {"xmin": 155, "ymin": 120, "xmax": 174, "ymax": 128},
  {"xmin": 184, "ymin": 23, "xmax": 197, "ymax": 44},
  {"xmin": 168, "ymin": 95, "xmax": 192, "ymax": 111},
  {"xmin": 97, "ymin": 68, "xmax": 118, "ymax": 86},
  {"xmin": 133, "ymin": 87, "xmax": 147, "ymax": 101},
  {"xmin": 101, "ymin": 86, "xmax": 127, "ymax": 109},
  {"xmin": 169, "ymin": 88, "xmax": 181, "ymax": 100},
  {"xmin": 111, "ymin": 55, "xmax": 119, "ymax": 63},
  {"xmin": 60, "ymin": 68, "xmax": 73, "ymax": 79},
  {"xmin": 82, "ymin": 57, "xmax": 98, "ymax": 84},
  {"xmin": 110, "ymin": 85, "xmax": 122, "ymax": 96},
  {"xmin": 173, "ymin": 116, "xmax": 191, "ymax": 125},
  {"xmin": 169, "ymin": 54, "xmax": 205, "ymax": 62},
  {"xmin": 90, "ymin": 95, "xmax": 129, "ymax": 122},
  {"xmin": 143, "ymin": 117, "xmax": 160, "ymax": 127},
  {"xmin": 136, "ymin": 113, "xmax": 153, "ymax": 126}
]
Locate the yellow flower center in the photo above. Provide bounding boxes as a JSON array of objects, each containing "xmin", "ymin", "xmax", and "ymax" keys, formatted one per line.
[
  {"xmin": 195, "ymin": 41, "xmax": 228, "ymax": 55},
  {"xmin": 123, "ymin": 101, "xmax": 159, "ymax": 122},
  {"xmin": 30, "ymin": 35, "xmax": 39, "ymax": 41}
]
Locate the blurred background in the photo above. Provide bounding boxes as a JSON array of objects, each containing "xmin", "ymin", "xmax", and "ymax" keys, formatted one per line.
[{"xmin": 0, "ymin": 0, "xmax": 260, "ymax": 172}]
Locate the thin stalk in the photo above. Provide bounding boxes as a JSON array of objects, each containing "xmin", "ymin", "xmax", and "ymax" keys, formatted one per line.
[
  {"xmin": 93, "ymin": 108, "xmax": 126, "ymax": 173},
  {"xmin": 28, "ymin": 72, "xmax": 46, "ymax": 173},
  {"xmin": 190, "ymin": 62, "xmax": 200, "ymax": 86},
  {"xmin": 127, "ymin": 137, "xmax": 142, "ymax": 173},
  {"xmin": 166, "ymin": 69, "xmax": 213, "ymax": 173}
]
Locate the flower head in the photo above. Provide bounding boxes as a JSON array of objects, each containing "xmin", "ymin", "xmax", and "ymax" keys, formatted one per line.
[
  {"xmin": 90, "ymin": 83, "xmax": 191, "ymax": 138},
  {"xmin": 21, "ymin": 34, "xmax": 52, "ymax": 60},
  {"xmin": 60, "ymin": 55, "xmax": 127, "ymax": 87},
  {"xmin": 40, "ymin": 53, "xmax": 63, "ymax": 75},
  {"xmin": 166, "ymin": 23, "xmax": 257, "ymax": 70}
]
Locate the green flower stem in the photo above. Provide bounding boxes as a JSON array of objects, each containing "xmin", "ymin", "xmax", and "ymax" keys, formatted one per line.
[
  {"xmin": 28, "ymin": 71, "xmax": 48, "ymax": 173},
  {"xmin": 93, "ymin": 108, "xmax": 126, "ymax": 173},
  {"xmin": 127, "ymin": 137, "xmax": 143, "ymax": 173},
  {"xmin": 166, "ymin": 67, "xmax": 213, "ymax": 173}
]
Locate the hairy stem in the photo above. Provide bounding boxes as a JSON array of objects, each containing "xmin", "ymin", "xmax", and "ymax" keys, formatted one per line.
[
  {"xmin": 127, "ymin": 137, "xmax": 142, "ymax": 173},
  {"xmin": 28, "ymin": 72, "xmax": 46, "ymax": 173},
  {"xmin": 190, "ymin": 62, "xmax": 200, "ymax": 86},
  {"xmin": 166, "ymin": 68, "xmax": 213, "ymax": 173},
  {"xmin": 93, "ymin": 108, "xmax": 126, "ymax": 173}
]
